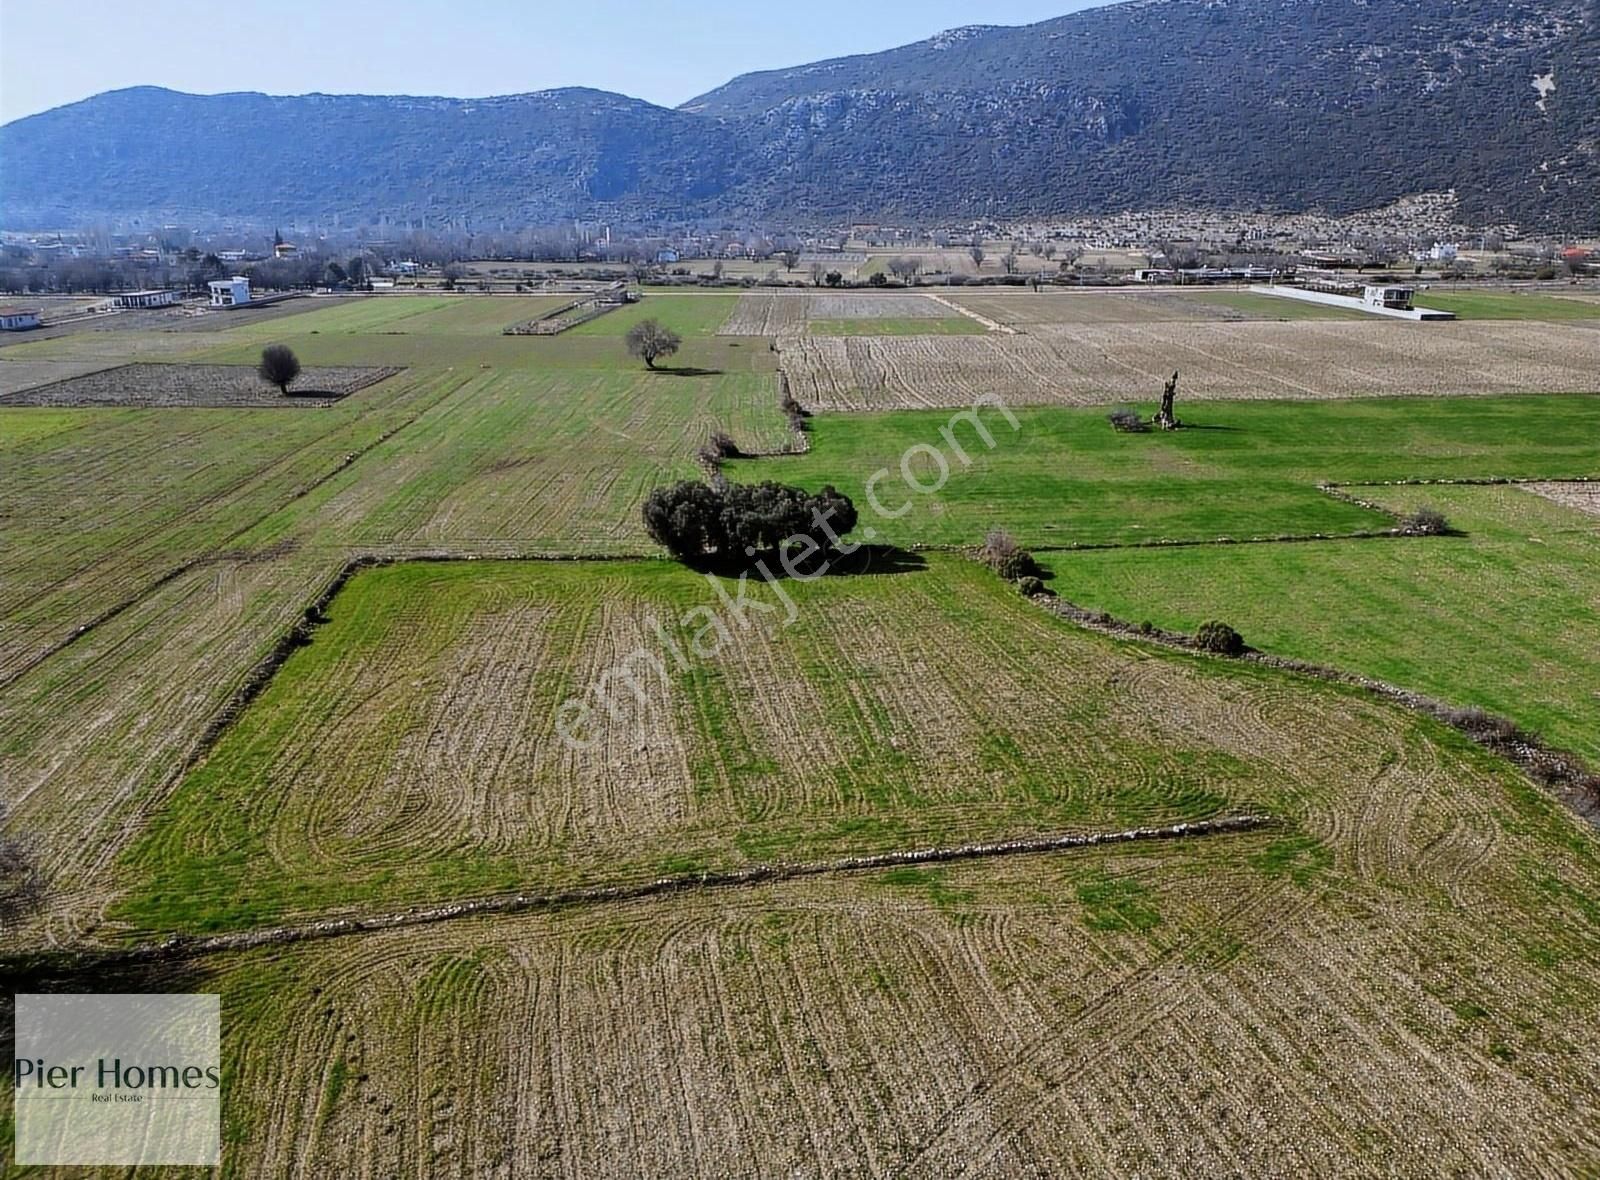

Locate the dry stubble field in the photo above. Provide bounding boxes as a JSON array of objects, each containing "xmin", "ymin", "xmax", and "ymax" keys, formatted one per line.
[
  {"xmin": 778, "ymin": 318, "xmax": 1600, "ymax": 410},
  {"xmin": 3, "ymin": 290, "xmax": 1600, "ymax": 1176}
]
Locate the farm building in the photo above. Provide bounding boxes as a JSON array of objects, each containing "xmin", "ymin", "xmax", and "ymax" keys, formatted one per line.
[
  {"xmin": 208, "ymin": 277, "xmax": 252, "ymax": 307},
  {"xmin": 0, "ymin": 307, "xmax": 42, "ymax": 331},
  {"xmin": 114, "ymin": 289, "xmax": 181, "ymax": 309}
]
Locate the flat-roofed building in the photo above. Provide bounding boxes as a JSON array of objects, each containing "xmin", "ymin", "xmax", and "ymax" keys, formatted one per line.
[
  {"xmin": 0, "ymin": 307, "xmax": 41, "ymax": 330},
  {"xmin": 208, "ymin": 277, "xmax": 252, "ymax": 307},
  {"xmin": 114, "ymin": 289, "xmax": 181, "ymax": 309}
]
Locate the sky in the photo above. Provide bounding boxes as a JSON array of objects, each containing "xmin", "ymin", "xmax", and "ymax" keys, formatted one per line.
[{"xmin": 0, "ymin": 0, "xmax": 1115, "ymax": 125}]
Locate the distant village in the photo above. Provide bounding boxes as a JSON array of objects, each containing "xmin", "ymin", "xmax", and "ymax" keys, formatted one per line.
[{"xmin": 1, "ymin": 193, "xmax": 1594, "ymax": 327}]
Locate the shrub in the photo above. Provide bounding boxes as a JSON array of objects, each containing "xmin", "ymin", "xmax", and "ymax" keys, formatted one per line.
[
  {"xmin": 1194, "ymin": 621, "xmax": 1246, "ymax": 656},
  {"xmin": 980, "ymin": 528, "xmax": 1044, "ymax": 580},
  {"xmin": 994, "ymin": 550, "xmax": 1044, "ymax": 581},
  {"xmin": 705, "ymin": 431, "xmax": 742, "ymax": 459},
  {"xmin": 1401, "ymin": 506, "xmax": 1450, "ymax": 535},
  {"xmin": 642, "ymin": 480, "xmax": 857, "ymax": 565},
  {"xmin": 1108, "ymin": 408, "xmax": 1148, "ymax": 433},
  {"xmin": 1439, "ymin": 706, "xmax": 1522, "ymax": 743},
  {"xmin": 1016, "ymin": 576, "xmax": 1052, "ymax": 597}
]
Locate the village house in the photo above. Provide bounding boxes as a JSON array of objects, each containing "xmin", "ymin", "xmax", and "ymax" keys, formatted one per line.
[
  {"xmin": 0, "ymin": 307, "xmax": 42, "ymax": 331},
  {"xmin": 208, "ymin": 277, "xmax": 252, "ymax": 307},
  {"xmin": 114, "ymin": 289, "xmax": 182, "ymax": 309}
]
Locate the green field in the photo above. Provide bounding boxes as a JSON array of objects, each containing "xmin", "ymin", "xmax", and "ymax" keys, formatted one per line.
[
  {"xmin": 113, "ymin": 553, "xmax": 1324, "ymax": 932},
  {"xmin": 1054, "ymin": 483, "xmax": 1600, "ymax": 761},
  {"xmin": 1414, "ymin": 289, "xmax": 1600, "ymax": 320},
  {"xmin": 1182, "ymin": 290, "xmax": 1372, "ymax": 320},
  {"xmin": 727, "ymin": 395, "xmax": 1600, "ymax": 549}
]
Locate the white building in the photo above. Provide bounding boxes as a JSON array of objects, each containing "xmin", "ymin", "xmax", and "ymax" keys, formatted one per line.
[
  {"xmin": 208, "ymin": 277, "xmax": 252, "ymax": 307},
  {"xmin": 0, "ymin": 307, "xmax": 41, "ymax": 331},
  {"xmin": 114, "ymin": 289, "xmax": 181, "ymax": 309},
  {"xmin": 1363, "ymin": 285, "xmax": 1414, "ymax": 311}
]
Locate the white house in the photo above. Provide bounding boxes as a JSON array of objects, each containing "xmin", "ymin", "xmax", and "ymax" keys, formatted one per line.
[
  {"xmin": 208, "ymin": 277, "xmax": 252, "ymax": 307},
  {"xmin": 114, "ymin": 289, "xmax": 181, "ymax": 309},
  {"xmin": 656, "ymin": 248, "xmax": 680, "ymax": 264},
  {"xmin": 0, "ymin": 307, "xmax": 41, "ymax": 331},
  {"xmin": 1363, "ymin": 285, "xmax": 1415, "ymax": 311}
]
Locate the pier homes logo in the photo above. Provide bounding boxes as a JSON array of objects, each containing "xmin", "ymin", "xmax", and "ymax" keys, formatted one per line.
[{"xmin": 12, "ymin": 993, "xmax": 221, "ymax": 1166}]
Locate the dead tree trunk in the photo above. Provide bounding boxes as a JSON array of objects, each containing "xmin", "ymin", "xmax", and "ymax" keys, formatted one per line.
[{"xmin": 1155, "ymin": 370, "xmax": 1180, "ymax": 430}]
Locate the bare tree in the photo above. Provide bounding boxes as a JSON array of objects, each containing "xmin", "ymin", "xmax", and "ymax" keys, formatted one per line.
[
  {"xmin": 887, "ymin": 256, "xmax": 923, "ymax": 284},
  {"xmin": 969, "ymin": 245, "xmax": 986, "ymax": 269},
  {"xmin": 809, "ymin": 261, "xmax": 826, "ymax": 287},
  {"xmin": 779, "ymin": 250, "xmax": 801, "ymax": 273},
  {"xmin": 626, "ymin": 319, "xmax": 683, "ymax": 369},
  {"xmin": 259, "ymin": 344, "xmax": 302, "ymax": 395},
  {"xmin": 1002, "ymin": 249, "xmax": 1020, "ymax": 276}
]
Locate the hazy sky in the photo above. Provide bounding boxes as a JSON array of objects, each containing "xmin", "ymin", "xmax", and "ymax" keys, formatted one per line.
[{"xmin": 0, "ymin": 0, "xmax": 1115, "ymax": 125}]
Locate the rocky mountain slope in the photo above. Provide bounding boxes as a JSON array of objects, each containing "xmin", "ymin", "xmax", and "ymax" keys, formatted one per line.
[{"xmin": 2, "ymin": 0, "xmax": 1595, "ymax": 230}]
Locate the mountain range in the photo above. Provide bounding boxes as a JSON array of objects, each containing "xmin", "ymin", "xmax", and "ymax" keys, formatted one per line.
[{"xmin": 2, "ymin": 0, "xmax": 1596, "ymax": 231}]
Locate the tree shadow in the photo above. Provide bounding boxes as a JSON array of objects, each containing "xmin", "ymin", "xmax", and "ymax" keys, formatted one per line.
[
  {"xmin": 651, "ymin": 366, "xmax": 725, "ymax": 377},
  {"xmin": 0, "ymin": 951, "xmax": 218, "ymax": 1084},
  {"xmin": 825, "ymin": 544, "xmax": 928, "ymax": 577},
  {"xmin": 1175, "ymin": 422, "xmax": 1243, "ymax": 432},
  {"xmin": 681, "ymin": 544, "xmax": 926, "ymax": 580}
]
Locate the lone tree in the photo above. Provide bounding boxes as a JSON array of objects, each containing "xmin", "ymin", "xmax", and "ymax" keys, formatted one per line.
[
  {"xmin": 258, "ymin": 344, "xmax": 302, "ymax": 395},
  {"xmin": 626, "ymin": 319, "xmax": 683, "ymax": 370},
  {"xmin": 969, "ymin": 245, "xmax": 986, "ymax": 269}
]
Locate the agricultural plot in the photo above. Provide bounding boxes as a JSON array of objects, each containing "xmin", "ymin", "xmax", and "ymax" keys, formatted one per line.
[
  {"xmin": 942, "ymin": 288, "xmax": 1364, "ymax": 327},
  {"xmin": 778, "ymin": 319, "xmax": 1600, "ymax": 410},
  {"xmin": 1412, "ymin": 289, "xmax": 1600, "ymax": 320},
  {"xmin": 1055, "ymin": 484, "xmax": 1600, "ymax": 763},
  {"xmin": 808, "ymin": 293, "xmax": 957, "ymax": 319},
  {"xmin": 719, "ymin": 291, "xmax": 811, "ymax": 335},
  {"xmin": 116, "ymin": 553, "xmax": 1356, "ymax": 931},
  {"xmin": 195, "ymin": 805, "xmax": 1600, "ymax": 1178},
  {"xmin": 0, "ymin": 357, "xmax": 119, "ymax": 396},
  {"xmin": 0, "ymin": 362, "xmax": 401, "ymax": 407},
  {"xmin": 724, "ymin": 395, "xmax": 1600, "ymax": 549},
  {"xmin": 720, "ymin": 290, "xmax": 976, "ymax": 336},
  {"xmin": 1526, "ymin": 479, "xmax": 1600, "ymax": 516}
]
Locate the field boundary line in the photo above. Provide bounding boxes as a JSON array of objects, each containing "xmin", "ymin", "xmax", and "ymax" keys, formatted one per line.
[
  {"xmin": 1031, "ymin": 592, "xmax": 1600, "ymax": 827},
  {"xmin": 1, "ymin": 817, "xmax": 1274, "ymax": 973}
]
